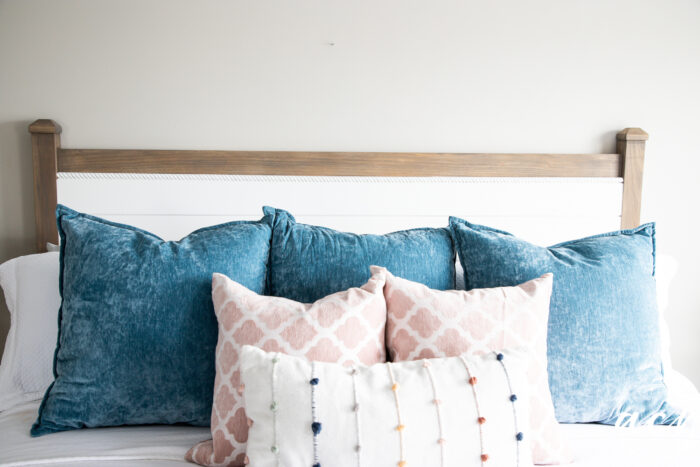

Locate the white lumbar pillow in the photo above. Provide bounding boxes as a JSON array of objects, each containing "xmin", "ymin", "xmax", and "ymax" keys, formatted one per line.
[
  {"xmin": 240, "ymin": 345, "xmax": 533, "ymax": 467},
  {"xmin": 0, "ymin": 252, "xmax": 60, "ymax": 411}
]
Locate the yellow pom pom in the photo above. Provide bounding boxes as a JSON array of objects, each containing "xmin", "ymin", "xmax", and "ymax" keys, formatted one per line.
[
  {"xmin": 392, "ymin": 383, "xmax": 400, "ymax": 392},
  {"xmin": 396, "ymin": 424, "xmax": 405, "ymax": 432}
]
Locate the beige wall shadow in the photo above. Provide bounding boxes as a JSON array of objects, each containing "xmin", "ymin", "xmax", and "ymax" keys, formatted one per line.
[{"xmin": 0, "ymin": 119, "xmax": 37, "ymax": 355}]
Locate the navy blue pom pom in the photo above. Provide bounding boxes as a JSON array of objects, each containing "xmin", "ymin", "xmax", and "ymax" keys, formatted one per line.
[
  {"xmin": 313, "ymin": 464, "xmax": 321, "ymax": 467},
  {"xmin": 310, "ymin": 378, "xmax": 319, "ymax": 385},
  {"xmin": 516, "ymin": 432, "xmax": 524, "ymax": 441},
  {"xmin": 510, "ymin": 394, "xmax": 518, "ymax": 402},
  {"xmin": 496, "ymin": 353, "xmax": 504, "ymax": 361},
  {"xmin": 311, "ymin": 421, "xmax": 322, "ymax": 435}
]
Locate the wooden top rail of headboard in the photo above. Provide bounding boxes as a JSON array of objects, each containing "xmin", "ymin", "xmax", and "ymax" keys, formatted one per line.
[{"xmin": 28, "ymin": 119, "xmax": 648, "ymax": 252}]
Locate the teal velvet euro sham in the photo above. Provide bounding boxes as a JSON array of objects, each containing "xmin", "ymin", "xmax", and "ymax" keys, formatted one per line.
[
  {"xmin": 31, "ymin": 206, "xmax": 272, "ymax": 436},
  {"xmin": 265, "ymin": 207, "xmax": 455, "ymax": 303},
  {"xmin": 449, "ymin": 217, "xmax": 681, "ymax": 425}
]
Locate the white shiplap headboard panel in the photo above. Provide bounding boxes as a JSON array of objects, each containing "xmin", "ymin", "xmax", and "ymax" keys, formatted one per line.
[{"xmin": 57, "ymin": 173, "xmax": 623, "ymax": 246}]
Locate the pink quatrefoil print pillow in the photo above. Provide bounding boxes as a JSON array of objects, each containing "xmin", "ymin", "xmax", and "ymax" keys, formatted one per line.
[
  {"xmin": 186, "ymin": 269, "xmax": 387, "ymax": 467},
  {"xmin": 380, "ymin": 266, "xmax": 572, "ymax": 465}
]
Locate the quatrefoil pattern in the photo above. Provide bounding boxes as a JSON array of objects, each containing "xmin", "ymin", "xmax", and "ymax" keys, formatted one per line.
[
  {"xmin": 381, "ymin": 266, "xmax": 572, "ymax": 464},
  {"xmin": 186, "ymin": 270, "xmax": 387, "ymax": 467}
]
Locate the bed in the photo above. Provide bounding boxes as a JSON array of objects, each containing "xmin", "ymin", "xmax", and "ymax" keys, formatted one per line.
[
  {"xmin": 2, "ymin": 399, "xmax": 699, "ymax": 467},
  {"xmin": 1, "ymin": 120, "xmax": 699, "ymax": 466}
]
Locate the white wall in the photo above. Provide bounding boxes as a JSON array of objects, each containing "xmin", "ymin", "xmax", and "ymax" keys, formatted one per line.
[{"xmin": 1, "ymin": 0, "xmax": 699, "ymax": 384}]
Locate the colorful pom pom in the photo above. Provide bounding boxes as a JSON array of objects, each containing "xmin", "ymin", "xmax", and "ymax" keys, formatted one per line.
[
  {"xmin": 516, "ymin": 432, "xmax": 524, "ymax": 441},
  {"xmin": 469, "ymin": 376, "xmax": 478, "ymax": 385},
  {"xmin": 433, "ymin": 399, "xmax": 442, "ymax": 405},
  {"xmin": 310, "ymin": 378, "xmax": 319, "ymax": 385},
  {"xmin": 313, "ymin": 463, "xmax": 321, "ymax": 467},
  {"xmin": 396, "ymin": 424, "xmax": 405, "ymax": 432},
  {"xmin": 392, "ymin": 383, "xmax": 400, "ymax": 392},
  {"xmin": 270, "ymin": 445, "xmax": 279, "ymax": 454},
  {"xmin": 438, "ymin": 438, "xmax": 446, "ymax": 445},
  {"xmin": 481, "ymin": 454, "xmax": 489, "ymax": 462},
  {"xmin": 496, "ymin": 353, "xmax": 504, "ymax": 361},
  {"xmin": 269, "ymin": 401, "xmax": 278, "ymax": 412},
  {"xmin": 398, "ymin": 461, "xmax": 407, "ymax": 467},
  {"xmin": 510, "ymin": 394, "xmax": 518, "ymax": 402},
  {"xmin": 477, "ymin": 416, "xmax": 486, "ymax": 425},
  {"xmin": 311, "ymin": 421, "xmax": 322, "ymax": 435}
]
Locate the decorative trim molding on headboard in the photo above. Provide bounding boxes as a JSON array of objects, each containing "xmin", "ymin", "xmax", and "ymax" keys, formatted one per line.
[{"xmin": 28, "ymin": 119, "xmax": 647, "ymax": 252}]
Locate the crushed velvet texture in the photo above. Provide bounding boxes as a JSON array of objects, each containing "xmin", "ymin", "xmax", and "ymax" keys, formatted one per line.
[
  {"xmin": 449, "ymin": 218, "xmax": 681, "ymax": 425},
  {"xmin": 31, "ymin": 206, "xmax": 272, "ymax": 436},
  {"xmin": 265, "ymin": 207, "xmax": 455, "ymax": 303}
]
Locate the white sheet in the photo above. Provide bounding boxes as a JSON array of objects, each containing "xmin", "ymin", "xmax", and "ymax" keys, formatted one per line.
[
  {"xmin": 2, "ymin": 402, "xmax": 699, "ymax": 467},
  {"xmin": 0, "ymin": 402, "xmax": 210, "ymax": 466},
  {"xmin": 561, "ymin": 423, "xmax": 700, "ymax": 467}
]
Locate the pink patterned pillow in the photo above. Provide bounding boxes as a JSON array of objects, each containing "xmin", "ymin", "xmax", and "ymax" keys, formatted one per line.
[
  {"xmin": 382, "ymin": 266, "xmax": 572, "ymax": 465},
  {"xmin": 186, "ymin": 269, "xmax": 387, "ymax": 467}
]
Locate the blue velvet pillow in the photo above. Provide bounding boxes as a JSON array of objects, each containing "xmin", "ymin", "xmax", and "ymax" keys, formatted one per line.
[
  {"xmin": 265, "ymin": 207, "xmax": 455, "ymax": 303},
  {"xmin": 31, "ymin": 206, "xmax": 272, "ymax": 436},
  {"xmin": 450, "ymin": 217, "xmax": 681, "ymax": 425}
]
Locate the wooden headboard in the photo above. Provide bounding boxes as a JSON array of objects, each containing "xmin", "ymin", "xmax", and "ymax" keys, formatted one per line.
[{"xmin": 28, "ymin": 119, "xmax": 648, "ymax": 252}]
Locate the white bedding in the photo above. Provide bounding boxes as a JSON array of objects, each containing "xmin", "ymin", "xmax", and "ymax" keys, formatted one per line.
[
  {"xmin": 2, "ymin": 402, "xmax": 699, "ymax": 467},
  {"xmin": 0, "ymin": 402, "xmax": 210, "ymax": 466},
  {"xmin": 561, "ymin": 423, "xmax": 700, "ymax": 467}
]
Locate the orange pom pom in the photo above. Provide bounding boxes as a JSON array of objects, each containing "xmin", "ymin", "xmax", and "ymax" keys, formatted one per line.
[
  {"xmin": 481, "ymin": 454, "xmax": 489, "ymax": 462},
  {"xmin": 478, "ymin": 417, "xmax": 486, "ymax": 424},
  {"xmin": 469, "ymin": 376, "xmax": 478, "ymax": 385}
]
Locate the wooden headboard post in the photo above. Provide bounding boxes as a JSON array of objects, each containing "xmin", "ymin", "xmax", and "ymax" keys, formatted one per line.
[
  {"xmin": 617, "ymin": 128, "xmax": 649, "ymax": 229},
  {"xmin": 29, "ymin": 119, "xmax": 61, "ymax": 252}
]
